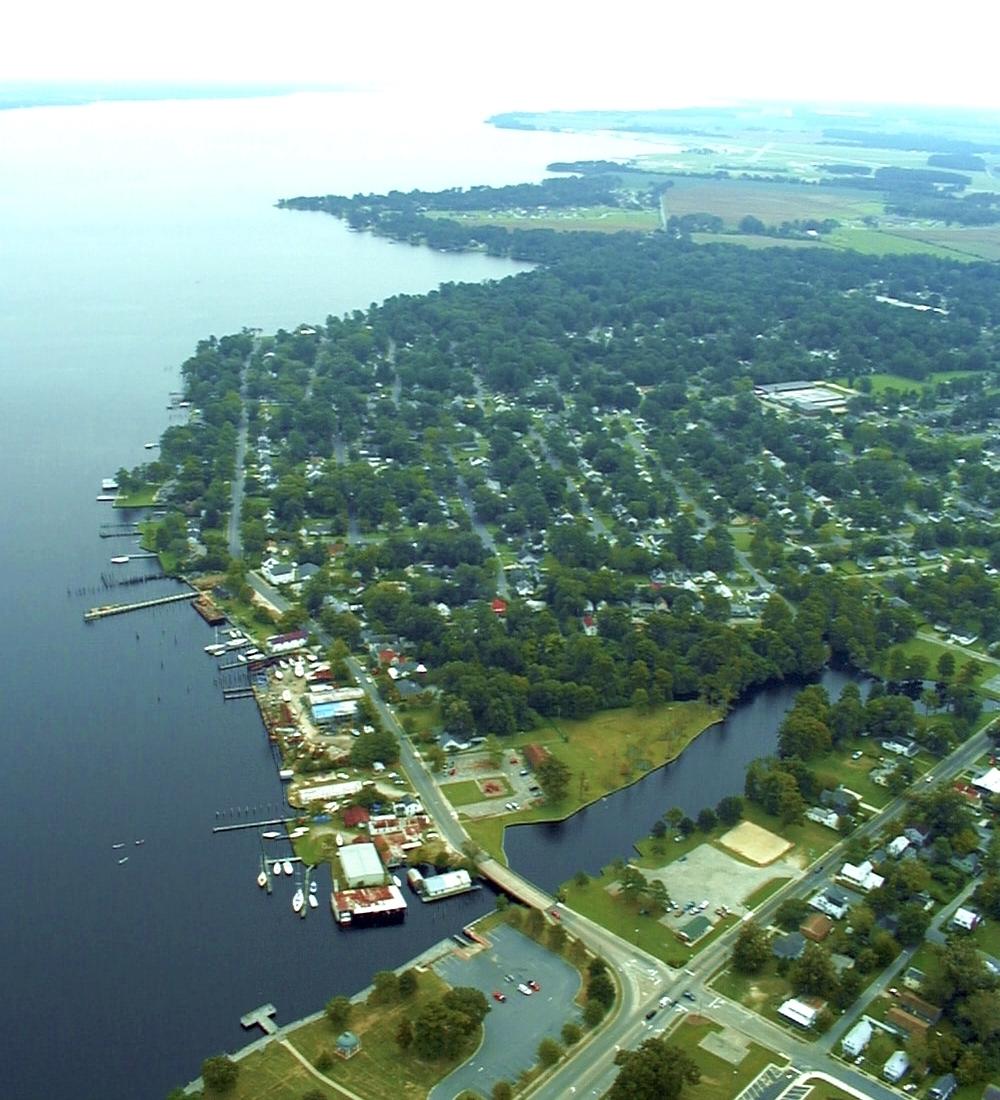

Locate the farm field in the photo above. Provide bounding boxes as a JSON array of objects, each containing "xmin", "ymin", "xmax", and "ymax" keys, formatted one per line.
[{"xmin": 659, "ymin": 177, "xmax": 881, "ymax": 227}]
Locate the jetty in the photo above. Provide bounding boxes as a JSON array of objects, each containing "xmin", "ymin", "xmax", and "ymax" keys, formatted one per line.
[
  {"xmin": 83, "ymin": 590, "xmax": 195, "ymax": 621},
  {"xmin": 213, "ymin": 817, "xmax": 296, "ymax": 834},
  {"xmin": 240, "ymin": 1004, "xmax": 278, "ymax": 1035},
  {"xmin": 98, "ymin": 522, "xmax": 142, "ymax": 539}
]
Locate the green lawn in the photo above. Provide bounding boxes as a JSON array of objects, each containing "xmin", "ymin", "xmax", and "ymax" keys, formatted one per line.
[
  {"xmin": 710, "ymin": 957, "xmax": 792, "ymax": 1013},
  {"xmin": 807, "ymin": 747, "xmax": 893, "ymax": 810},
  {"xmin": 742, "ymin": 877, "xmax": 792, "ymax": 910},
  {"xmin": 220, "ymin": 971, "xmax": 476, "ymax": 1100},
  {"xmin": 972, "ymin": 919, "xmax": 1000, "ymax": 958},
  {"xmin": 112, "ymin": 484, "xmax": 160, "ymax": 508},
  {"xmin": 680, "ymin": 1017, "xmax": 788, "ymax": 1100},
  {"xmin": 441, "ymin": 776, "xmax": 511, "ymax": 807}
]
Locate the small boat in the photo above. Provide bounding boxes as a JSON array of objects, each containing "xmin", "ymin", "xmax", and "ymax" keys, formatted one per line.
[
  {"xmin": 282, "ymin": 860, "xmax": 293, "ymax": 876},
  {"xmin": 261, "ymin": 831, "xmax": 281, "ymax": 840},
  {"xmin": 309, "ymin": 880, "xmax": 318, "ymax": 894},
  {"xmin": 134, "ymin": 839, "xmax": 145, "ymax": 846},
  {"xmin": 272, "ymin": 861, "xmax": 282, "ymax": 875},
  {"xmin": 101, "ymin": 478, "xmax": 119, "ymax": 492},
  {"xmin": 96, "ymin": 494, "xmax": 118, "ymax": 502},
  {"xmin": 292, "ymin": 888, "xmax": 305, "ymax": 913},
  {"xmin": 392, "ymin": 874, "xmax": 402, "ymax": 888},
  {"xmin": 204, "ymin": 643, "xmax": 226, "ymax": 656},
  {"xmin": 257, "ymin": 871, "xmax": 268, "ymax": 888},
  {"xmin": 308, "ymin": 894, "xmax": 318, "ymax": 909},
  {"xmin": 112, "ymin": 843, "xmax": 125, "ymax": 849},
  {"xmin": 274, "ymin": 669, "xmax": 284, "ymax": 681},
  {"xmin": 117, "ymin": 856, "xmax": 129, "ymax": 865},
  {"xmin": 144, "ymin": 442, "xmax": 156, "ymax": 449},
  {"xmin": 110, "ymin": 555, "xmax": 129, "ymax": 564},
  {"xmin": 335, "ymin": 833, "xmax": 344, "ymax": 847}
]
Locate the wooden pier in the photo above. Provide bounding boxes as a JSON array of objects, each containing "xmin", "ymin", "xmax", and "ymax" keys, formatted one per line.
[
  {"xmin": 98, "ymin": 523, "xmax": 142, "ymax": 539},
  {"xmin": 83, "ymin": 590, "xmax": 194, "ymax": 621},
  {"xmin": 213, "ymin": 817, "xmax": 296, "ymax": 833}
]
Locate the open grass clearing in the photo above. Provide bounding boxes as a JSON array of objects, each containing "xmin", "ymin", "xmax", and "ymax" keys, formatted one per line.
[
  {"xmin": 659, "ymin": 177, "xmax": 880, "ymax": 228},
  {"xmin": 889, "ymin": 224, "xmax": 1000, "ymax": 262},
  {"xmin": 441, "ymin": 776, "xmax": 511, "ymax": 807},
  {"xmin": 681, "ymin": 1017, "xmax": 788, "ymax": 1100},
  {"xmin": 112, "ymin": 485, "xmax": 159, "ymax": 508},
  {"xmin": 229, "ymin": 970, "xmax": 474, "ymax": 1100},
  {"xmin": 826, "ymin": 226, "xmax": 964, "ymax": 259},
  {"xmin": 690, "ymin": 232, "xmax": 825, "ymax": 251},
  {"xmin": 742, "ymin": 877, "xmax": 792, "ymax": 910}
]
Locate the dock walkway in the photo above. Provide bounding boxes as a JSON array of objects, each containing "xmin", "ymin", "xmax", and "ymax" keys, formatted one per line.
[{"xmin": 83, "ymin": 590, "xmax": 194, "ymax": 621}]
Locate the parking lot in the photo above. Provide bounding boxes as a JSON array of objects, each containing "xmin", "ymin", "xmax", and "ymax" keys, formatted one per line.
[
  {"xmin": 429, "ymin": 923, "xmax": 582, "ymax": 1099},
  {"xmin": 437, "ymin": 749, "xmax": 541, "ymax": 818}
]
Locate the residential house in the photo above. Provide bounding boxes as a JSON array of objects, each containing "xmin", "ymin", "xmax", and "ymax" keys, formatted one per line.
[
  {"xmin": 772, "ymin": 932, "xmax": 806, "ymax": 961},
  {"xmin": 777, "ymin": 996, "xmax": 826, "ymax": 1029},
  {"xmin": 928, "ymin": 1074, "xmax": 957, "ymax": 1100},
  {"xmin": 839, "ymin": 860, "xmax": 884, "ymax": 893},
  {"xmin": 841, "ymin": 1018, "xmax": 873, "ymax": 1058},
  {"xmin": 952, "ymin": 907, "xmax": 983, "ymax": 932},
  {"xmin": 882, "ymin": 738, "xmax": 919, "ymax": 758},
  {"xmin": 800, "ymin": 914, "xmax": 834, "ymax": 943},
  {"xmin": 883, "ymin": 1051, "xmax": 911, "ymax": 1083}
]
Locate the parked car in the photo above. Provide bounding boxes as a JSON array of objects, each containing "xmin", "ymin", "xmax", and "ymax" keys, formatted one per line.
[
  {"xmin": 492, "ymin": 990, "xmax": 506, "ymax": 1003},
  {"xmin": 659, "ymin": 995, "xmax": 672, "ymax": 1008},
  {"xmin": 682, "ymin": 991, "xmax": 696, "ymax": 1002},
  {"xmin": 517, "ymin": 983, "xmax": 533, "ymax": 996},
  {"xmin": 527, "ymin": 979, "xmax": 540, "ymax": 991},
  {"xmin": 503, "ymin": 973, "xmax": 515, "ymax": 983},
  {"xmin": 644, "ymin": 1008, "xmax": 657, "ymax": 1020}
]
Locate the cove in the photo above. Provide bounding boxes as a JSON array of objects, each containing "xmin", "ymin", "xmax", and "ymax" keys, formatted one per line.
[{"xmin": 504, "ymin": 669, "xmax": 865, "ymax": 892}]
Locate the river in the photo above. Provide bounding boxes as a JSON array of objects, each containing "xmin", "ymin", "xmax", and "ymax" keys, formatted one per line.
[{"xmin": 0, "ymin": 88, "xmax": 668, "ymax": 1100}]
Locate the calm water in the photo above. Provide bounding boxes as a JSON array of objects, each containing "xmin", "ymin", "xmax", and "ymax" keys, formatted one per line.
[{"xmin": 0, "ymin": 90, "xmax": 662, "ymax": 1100}]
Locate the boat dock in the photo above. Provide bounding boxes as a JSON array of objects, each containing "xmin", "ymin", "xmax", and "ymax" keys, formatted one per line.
[
  {"xmin": 213, "ymin": 817, "xmax": 296, "ymax": 833},
  {"xmin": 83, "ymin": 590, "xmax": 195, "ymax": 621},
  {"xmin": 98, "ymin": 523, "xmax": 142, "ymax": 539},
  {"xmin": 240, "ymin": 1004, "xmax": 278, "ymax": 1035}
]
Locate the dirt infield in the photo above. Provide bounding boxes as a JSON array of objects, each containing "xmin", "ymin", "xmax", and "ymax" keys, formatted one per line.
[{"xmin": 719, "ymin": 821, "xmax": 793, "ymax": 865}]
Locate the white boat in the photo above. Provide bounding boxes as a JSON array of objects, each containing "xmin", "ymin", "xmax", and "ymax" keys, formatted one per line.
[
  {"xmin": 110, "ymin": 556, "xmax": 129, "ymax": 565},
  {"xmin": 117, "ymin": 856, "xmax": 129, "ymax": 865},
  {"xmin": 292, "ymin": 888, "xmax": 305, "ymax": 913},
  {"xmin": 134, "ymin": 839, "xmax": 145, "ymax": 846},
  {"xmin": 282, "ymin": 860, "xmax": 293, "ymax": 876},
  {"xmin": 308, "ymin": 894, "xmax": 318, "ymax": 909},
  {"xmin": 144, "ymin": 442, "xmax": 156, "ymax": 449},
  {"xmin": 335, "ymin": 833, "xmax": 344, "ymax": 847},
  {"xmin": 225, "ymin": 637, "xmax": 246, "ymax": 650},
  {"xmin": 279, "ymin": 769, "xmax": 295, "ymax": 781},
  {"xmin": 309, "ymin": 880, "xmax": 318, "ymax": 894},
  {"xmin": 257, "ymin": 871, "xmax": 267, "ymax": 888},
  {"xmin": 272, "ymin": 861, "xmax": 282, "ymax": 875},
  {"xmin": 261, "ymin": 830, "xmax": 281, "ymax": 839},
  {"xmin": 96, "ymin": 494, "xmax": 118, "ymax": 502},
  {"xmin": 274, "ymin": 669, "xmax": 284, "ymax": 681},
  {"xmin": 204, "ymin": 643, "xmax": 226, "ymax": 656},
  {"xmin": 112, "ymin": 843, "xmax": 125, "ymax": 849},
  {"xmin": 392, "ymin": 875, "xmax": 402, "ymax": 888},
  {"xmin": 101, "ymin": 478, "xmax": 119, "ymax": 492}
]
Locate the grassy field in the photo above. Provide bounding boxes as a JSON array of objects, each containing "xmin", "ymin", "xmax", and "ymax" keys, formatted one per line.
[
  {"xmin": 680, "ymin": 1016, "xmax": 787, "ymax": 1100},
  {"xmin": 742, "ymin": 877, "xmax": 792, "ymax": 910},
  {"xmin": 889, "ymin": 224, "xmax": 1000, "ymax": 261},
  {"xmin": 441, "ymin": 776, "xmax": 511, "ymax": 807},
  {"xmin": 222, "ymin": 971, "xmax": 475, "ymax": 1100},
  {"xmin": 433, "ymin": 206, "xmax": 660, "ymax": 233},
  {"xmin": 112, "ymin": 485, "xmax": 159, "ymax": 507},
  {"xmin": 659, "ymin": 177, "xmax": 880, "ymax": 228},
  {"xmin": 827, "ymin": 226, "xmax": 965, "ymax": 259}
]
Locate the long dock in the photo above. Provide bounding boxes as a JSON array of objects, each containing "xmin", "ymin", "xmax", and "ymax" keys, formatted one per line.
[
  {"xmin": 213, "ymin": 817, "xmax": 296, "ymax": 833},
  {"xmin": 83, "ymin": 591, "xmax": 194, "ymax": 621}
]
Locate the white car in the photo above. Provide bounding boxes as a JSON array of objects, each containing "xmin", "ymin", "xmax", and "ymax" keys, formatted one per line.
[{"xmin": 517, "ymin": 983, "xmax": 533, "ymax": 996}]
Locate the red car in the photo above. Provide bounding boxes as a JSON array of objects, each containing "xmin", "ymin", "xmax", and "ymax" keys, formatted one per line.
[
  {"xmin": 527, "ymin": 979, "xmax": 540, "ymax": 992},
  {"xmin": 492, "ymin": 990, "xmax": 506, "ymax": 1003},
  {"xmin": 549, "ymin": 908, "xmax": 561, "ymax": 921}
]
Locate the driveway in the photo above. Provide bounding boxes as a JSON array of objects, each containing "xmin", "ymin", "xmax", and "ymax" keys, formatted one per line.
[{"xmin": 429, "ymin": 924, "xmax": 582, "ymax": 1099}]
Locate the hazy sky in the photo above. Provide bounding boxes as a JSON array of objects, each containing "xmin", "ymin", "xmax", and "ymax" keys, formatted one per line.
[{"xmin": 6, "ymin": 0, "xmax": 1000, "ymax": 111}]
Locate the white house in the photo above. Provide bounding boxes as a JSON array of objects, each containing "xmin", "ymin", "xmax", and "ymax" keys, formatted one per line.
[
  {"xmin": 952, "ymin": 907, "xmax": 982, "ymax": 932},
  {"xmin": 972, "ymin": 767, "xmax": 1000, "ymax": 796},
  {"xmin": 839, "ymin": 860, "xmax": 885, "ymax": 893},
  {"xmin": 887, "ymin": 835, "xmax": 911, "ymax": 859},
  {"xmin": 777, "ymin": 997, "xmax": 823, "ymax": 1029},
  {"xmin": 841, "ymin": 1018, "xmax": 873, "ymax": 1058},
  {"xmin": 262, "ymin": 557, "xmax": 298, "ymax": 585}
]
